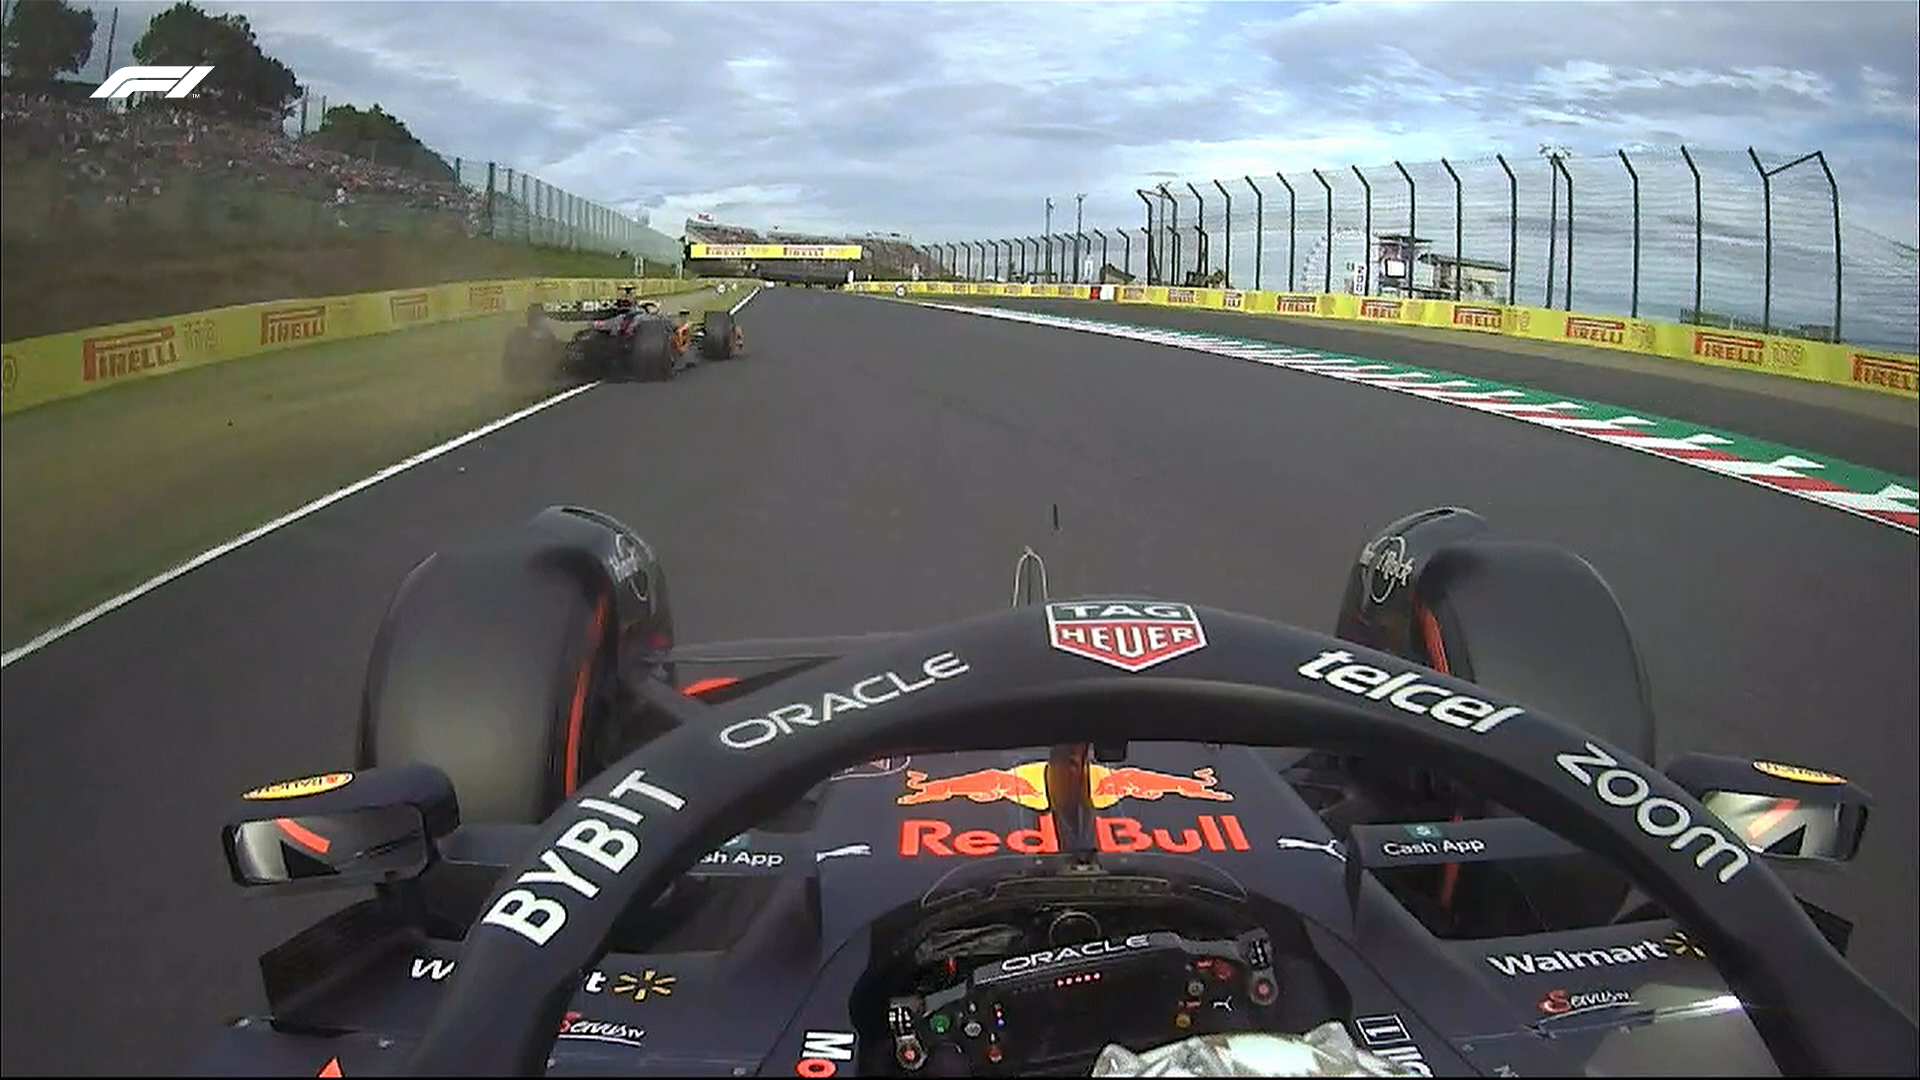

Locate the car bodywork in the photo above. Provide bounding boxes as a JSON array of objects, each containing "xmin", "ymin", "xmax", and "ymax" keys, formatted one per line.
[
  {"xmin": 502, "ymin": 297, "xmax": 744, "ymax": 384},
  {"xmin": 189, "ymin": 507, "xmax": 1902, "ymax": 1078}
]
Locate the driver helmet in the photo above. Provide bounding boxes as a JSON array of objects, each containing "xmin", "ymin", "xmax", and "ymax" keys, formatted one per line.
[{"xmin": 612, "ymin": 285, "xmax": 639, "ymax": 310}]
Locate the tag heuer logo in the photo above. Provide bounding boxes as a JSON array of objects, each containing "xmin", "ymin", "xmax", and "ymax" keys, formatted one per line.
[{"xmin": 1046, "ymin": 601, "xmax": 1208, "ymax": 672}]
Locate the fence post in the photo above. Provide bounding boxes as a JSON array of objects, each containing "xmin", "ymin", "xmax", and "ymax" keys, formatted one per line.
[
  {"xmin": 1680, "ymin": 145, "xmax": 1703, "ymax": 323},
  {"xmin": 1122, "ymin": 230, "xmax": 1133, "ymax": 280},
  {"xmin": 1157, "ymin": 184, "xmax": 1180, "ymax": 286},
  {"xmin": 1618, "ymin": 150, "xmax": 1641, "ymax": 317},
  {"xmin": 1440, "ymin": 158, "xmax": 1462, "ymax": 300},
  {"xmin": 979, "ymin": 240, "xmax": 992, "ymax": 281},
  {"xmin": 1094, "ymin": 228, "xmax": 1109, "ymax": 279},
  {"xmin": 1545, "ymin": 158, "xmax": 1559, "ymax": 309},
  {"xmin": 1393, "ymin": 161, "xmax": 1414, "ymax": 296},
  {"xmin": 1276, "ymin": 172, "xmax": 1297, "ymax": 291},
  {"xmin": 1187, "ymin": 182, "xmax": 1211, "ymax": 283},
  {"xmin": 1214, "ymin": 179, "xmax": 1233, "ymax": 287},
  {"xmin": 1002, "ymin": 239, "xmax": 1014, "ymax": 280},
  {"xmin": 485, "ymin": 161, "xmax": 498, "ymax": 238},
  {"xmin": 1748, "ymin": 148, "xmax": 1773, "ymax": 333},
  {"xmin": 1817, "ymin": 151, "xmax": 1842, "ymax": 341},
  {"xmin": 1311, "ymin": 170, "xmax": 1332, "ymax": 293},
  {"xmin": 1351, "ymin": 165, "xmax": 1372, "ymax": 296},
  {"xmin": 1136, "ymin": 190, "xmax": 1157, "ymax": 284},
  {"xmin": 1243, "ymin": 177, "xmax": 1263, "ymax": 290},
  {"xmin": 1496, "ymin": 153, "xmax": 1517, "ymax": 305},
  {"xmin": 1553, "ymin": 154, "xmax": 1574, "ymax": 311}
]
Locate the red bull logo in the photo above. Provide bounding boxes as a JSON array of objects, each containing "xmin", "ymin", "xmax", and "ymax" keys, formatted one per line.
[
  {"xmin": 1046, "ymin": 601, "xmax": 1207, "ymax": 672},
  {"xmin": 901, "ymin": 814, "xmax": 1250, "ymax": 857},
  {"xmin": 898, "ymin": 761, "xmax": 1233, "ymax": 810}
]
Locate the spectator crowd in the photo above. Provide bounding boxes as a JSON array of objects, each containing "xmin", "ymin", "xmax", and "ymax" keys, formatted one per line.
[{"xmin": 1, "ymin": 90, "xmax": 485, "ymax": 233}]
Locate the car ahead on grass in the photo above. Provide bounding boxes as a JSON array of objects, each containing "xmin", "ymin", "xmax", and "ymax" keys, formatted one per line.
[
  {"xmin": 191, "ymin": 506, "xmax": 1914, "ymax": 1077},
  {"xmin": 503, "ymin": 293, "xmax": 745, "ymax": 384}
]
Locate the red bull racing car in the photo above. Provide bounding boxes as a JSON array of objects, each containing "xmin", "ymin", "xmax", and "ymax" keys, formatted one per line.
[
  {"xmin": 502, "ymin": 289, "xmax": 745, "ymax": 384},
  {"xmin": 192, "ymin": 506, "xmax": 1914, "ymax": 1077}
]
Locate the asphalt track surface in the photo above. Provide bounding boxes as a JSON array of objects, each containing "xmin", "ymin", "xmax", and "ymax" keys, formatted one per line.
[{"xmin": 3, "ymin": 287, "xmax": 1914, "ymax": 1074}]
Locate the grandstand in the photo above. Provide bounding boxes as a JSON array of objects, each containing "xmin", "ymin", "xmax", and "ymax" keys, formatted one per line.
[{"xmin": 682, "ymin": 219, "xmax": 923, "ymax": 286}]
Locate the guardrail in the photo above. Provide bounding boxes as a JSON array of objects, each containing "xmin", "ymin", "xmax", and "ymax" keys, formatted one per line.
[
  {"xmin": 0, "ymin": 278, "xmax": 728, "ymax": 415},
  {"xmin": 851, "ymin": 280, "xmax": 1919, "ymax": 401}
]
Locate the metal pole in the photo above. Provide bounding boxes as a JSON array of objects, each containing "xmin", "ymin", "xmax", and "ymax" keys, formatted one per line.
[
  {"xmin": 1094, "ymin": 228, "xmax": 1109, "ymax": 280},
  {"xmin": 1748, "ymin": 147, "xmax": 1772, "ymax": 333},
  {"xmin": 1441, "ymin": 158, "xmax": 1462, "ymax": 300},
  {"xmin": 1553, "ymin": 154, "xmax": 1574, "ymax": 311},
  {"xmin": 1545, "ymin": 157, "xmax": 1559, "ymax": 308},
  {"xmin": 1152, "ymin": 184, "xmax": 1167, "ymax": 286},
  {"xmin": 1496, "ymin": 153, "xmax": 1517, "ymax": 305},
  {"xmin": 1817, "ymin": 151, "xmax": 1842, "ymax": 341},
  {"xmin": 1074, "ymin": 193, "xmax": 1086, "ymax": 283},
  {"xmin": 103, "ymin": 7, "xmax": 119, "ymax": 83},
  {"xmin": 1044, "ymin": 198, "xmax": 1055, "ymax": 280},
  {"xmin": 1351, "ymin": 165, "xmax": 1372, "ymax": 296},
  {"xmin": 1214, "ymin": 179, "xmax": 1233, "ymax": 287},
  {"xmin": 1136, "ymin": 190, "xmax": 1158, "ymax": 285},
  {"xmin": 977, "ymin": 241, "xmax": 991, "ymax": 282},
  {"xmin": 1122, "ymin": 229, "xmax": 1133, "ymax": 281},
  {"xmin": 1394, "ymin": 161, "xmax": 1414, "ymax": 296},
  {"xmin": 1619, "ymin": 150, "xmax": 1641, "ymax": 317},
  {"xmin": 1680, "ymin": 145, "xmax": 1703, "ymax": 322},
  {"xmin": 1244, "ymin": 177, "xmax": 1264, "ymax": 290},
  {"xmin": 1186, "ymin": 182, "xmax": 1208, "ymax": 284},
  {"xmin": 1276, "ymin": 172, "xmax": 1297, "ymax": 291},
  {"xmin": 1311, "ymin": 170, "xmax": 1332, "ymax": 293}
]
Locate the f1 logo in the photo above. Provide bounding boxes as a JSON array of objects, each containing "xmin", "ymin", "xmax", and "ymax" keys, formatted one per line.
[{"xmin": 91, "ymin": 66, "xmax": 215, "ymax": 100}]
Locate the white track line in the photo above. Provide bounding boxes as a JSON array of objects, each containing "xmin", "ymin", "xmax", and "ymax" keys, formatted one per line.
[
  {"xmin": 1, "ymin": 382, "xmax": 601, "ymax": 668},
  {"xmin": 2, "ymin": 283, "xmax": 767, "ymax": 669}
]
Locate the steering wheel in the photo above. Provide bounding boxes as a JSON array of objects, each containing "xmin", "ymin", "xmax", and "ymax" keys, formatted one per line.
[{"xmin": 401, "ymin": 606, "xmax": 1916, "ymax": 1076}]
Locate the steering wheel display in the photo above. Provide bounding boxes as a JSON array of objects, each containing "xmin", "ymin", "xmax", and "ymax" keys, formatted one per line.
[{"xmin": 400, "ymin": 605, "xmax": 1916, "ymax": 1076}]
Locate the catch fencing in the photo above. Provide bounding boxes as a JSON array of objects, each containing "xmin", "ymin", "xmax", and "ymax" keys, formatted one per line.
[{"xmin": 923, "ymin": 147, "xmax": 1919, "ymax": 353}]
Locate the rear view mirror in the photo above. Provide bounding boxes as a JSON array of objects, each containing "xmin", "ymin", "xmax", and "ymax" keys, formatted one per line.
[
  {"xmin": 225, "ymin": 804, "xmax": 429, "ymax": 887},
  {"xmin": 220, "ymin": 765, "xmax": 459, "ymax": 893},
  {"xmin": 1665, "ymin": 754, "xmax": 1870, "ymax": 863}
]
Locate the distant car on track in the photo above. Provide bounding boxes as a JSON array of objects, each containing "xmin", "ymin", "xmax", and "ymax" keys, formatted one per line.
[{"xmin": 502, "ymin": 289, "xmax": 745, "ymax": 384}]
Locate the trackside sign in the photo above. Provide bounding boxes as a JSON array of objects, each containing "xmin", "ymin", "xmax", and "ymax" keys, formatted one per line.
[{"xmin": 92, "ymin": 66, "xmax": 215, "ymax": 99}]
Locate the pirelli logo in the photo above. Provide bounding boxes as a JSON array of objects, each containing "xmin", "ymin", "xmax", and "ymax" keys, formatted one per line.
[
  {"xmin": 1851, "ymin": 353, "xmax": 1918, "ymax": 394},
  {"xmin": 1452, "ymin": 305, "xmax": 1503, "ymax": 330},
  {"xmin": 1120, "ymin": 286, "xmax": 1145, "ymax": 301},
  {"xmin": 1274, "ymin": 294, "xmax": 1319, "ymax": 314},
  {"xmin": 390, "ymin": 292, "xmax": 432, "ymax": 323},
  {"xmin": 468, "ymin": 284, "xmax": 505, "ymax": 313},
  {"xmin": 1222, "ymin": 290, "xmax": 1244, "ymax": 310},
  {"xmin": 1694, "ymin": 331, "xmax": 1764, "ymax": 365},
  {"xmin": 1565, "ymin": 316, "xmax": 1627, "ymax": 345},
  {"xmin": 1360, "ymin": 299, "xmax": 1402, "ymax": 320},
  {"xmin": 259, "ymin": 305, "xmax": 326, "ymax": 346},
  {"xmin": 1167, "ymin": 288, "xmax": 1198, "ymax": 303},
  {"xmin": 83, "ymin": 326, "xmax": 179, "ymax": 383}
]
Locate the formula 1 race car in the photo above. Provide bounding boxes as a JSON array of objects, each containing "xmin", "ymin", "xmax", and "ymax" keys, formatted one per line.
[
  {"xmin": 191, "ymin": 506, "xmax": 1915, "ymax": 1077},
  {"xmin": 502, "ymin": 293, "xmax": 745, "ymax": 384}
]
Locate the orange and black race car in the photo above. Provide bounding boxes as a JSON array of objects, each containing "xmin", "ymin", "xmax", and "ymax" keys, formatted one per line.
[{"xmin": 502, "ymin": 288, "xmax": 746, "ymax": 384}]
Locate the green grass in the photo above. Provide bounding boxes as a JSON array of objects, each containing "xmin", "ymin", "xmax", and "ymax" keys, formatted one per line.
[{"xmin": 0, "ymin": 285, "xmax": 748, "ymax": 650}]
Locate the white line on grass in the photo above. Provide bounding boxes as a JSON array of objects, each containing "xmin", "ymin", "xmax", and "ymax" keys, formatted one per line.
[
  {"xmin": 1, "ymin": 381, "xmax": 601, "ymax": 669},
  {"xmin": 1, "ymin": 281, "xmax": 766, "ymax": 670}
]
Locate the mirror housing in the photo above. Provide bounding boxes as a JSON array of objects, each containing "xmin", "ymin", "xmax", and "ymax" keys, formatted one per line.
[
  {"xmin": 1664, "ymin": 753, "xmax": 1870, "ymax": 863},
  {"xmin": 221, "ymin": 764, "xmax": 459, "ymax": 894}
]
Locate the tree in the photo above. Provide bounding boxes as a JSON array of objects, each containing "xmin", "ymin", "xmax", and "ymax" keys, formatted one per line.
[
  {"xmin": 2, "ymin": 0, "xmax": 96, "ymax": 84},
  {"xmin": 130, "ymin": 2, "xmax": 300, "ymax": 121},
  {"xmin": 308, "ymin": 103, "xmax": 456, "ymax": 183}
]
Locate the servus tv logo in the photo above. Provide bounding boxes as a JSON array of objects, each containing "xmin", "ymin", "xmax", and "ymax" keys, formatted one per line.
[{"xmin": 1046, "ymin": 601, "xmax": 1207, "ymax": 672}]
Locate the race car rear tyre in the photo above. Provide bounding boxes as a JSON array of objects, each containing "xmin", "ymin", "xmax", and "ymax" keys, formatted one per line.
[
  {"xmin": 701, "ymin": 311, "xmax": 737, "ymax": 360},
  {"xmin": 357, "ymin": 541, "xmax": 620, "ymax": 825},
  {"xmin": 629, "ymin": 320, "xmax": 676, "ymax": 381}
]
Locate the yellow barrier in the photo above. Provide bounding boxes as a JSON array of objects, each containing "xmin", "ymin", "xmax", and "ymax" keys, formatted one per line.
[
  {"xmin": 0, "ymin": 277, "xmax": 717, "ymax": 415},
  {"xmin": 853, "ymin": 281, "xmax": 1918, "ymax": 400}
]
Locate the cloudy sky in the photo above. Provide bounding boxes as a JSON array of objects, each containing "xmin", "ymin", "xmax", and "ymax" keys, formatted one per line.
[{"xmin": 70, "ymin": 0, "xmax": 1920, "ymax": 245}]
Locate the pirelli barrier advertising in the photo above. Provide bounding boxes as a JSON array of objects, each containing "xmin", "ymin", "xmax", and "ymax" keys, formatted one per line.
[
  {"xmin": 688, "ymin": 243, "xmax": 863, "ymax": 260},
  {"xmin": 851, "ymin": 281, "xmax": 1918, "ymax": 401},
  {"xmin": 0, "ymin": 277, "xmax": 705, "ymax": 415}
]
